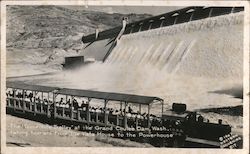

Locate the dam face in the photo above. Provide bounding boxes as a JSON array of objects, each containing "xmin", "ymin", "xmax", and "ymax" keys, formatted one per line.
[
  {"xmin": 82, "ymin": 12, "xmax": 243, "ymax": 78},
  {"xmin": 104, "ymin": 13, "xmax": 243, "ymax": 78}
]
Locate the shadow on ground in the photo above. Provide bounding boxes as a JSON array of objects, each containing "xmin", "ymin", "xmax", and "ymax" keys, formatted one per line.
[{"xmin": 209, "ymin": 86, "xmax": 243, "ymax": 99}]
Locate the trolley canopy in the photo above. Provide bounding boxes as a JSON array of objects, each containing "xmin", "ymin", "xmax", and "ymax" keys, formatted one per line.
[
  {"xmin": 56, "ymin": 88, "xmax": 163, "ymax": 105},
  {"xmin": 6, "ymin": 81, "xmax": 59, "ymax": 92}
]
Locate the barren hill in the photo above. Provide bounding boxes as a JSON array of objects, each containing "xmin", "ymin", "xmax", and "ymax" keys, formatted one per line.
[
  {"xmin": 6, "ymin": 5, "xmax": 151, "ymax": 75},
  {"xmin": 7, "ymin": 5, "xmax": 151, "ymax": 49}
]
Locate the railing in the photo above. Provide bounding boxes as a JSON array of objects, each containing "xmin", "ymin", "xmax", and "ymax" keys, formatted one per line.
[
  {"xmin": 6, "ymin": 97, "xmax": 49, "ymax": 115},
  {"xmin": 82, "ymin": 6, "xmax": 244, "ymax": 43},
  {"xmin": 6, "ymin": 96, "xmax": 151, "ymax": 129}
]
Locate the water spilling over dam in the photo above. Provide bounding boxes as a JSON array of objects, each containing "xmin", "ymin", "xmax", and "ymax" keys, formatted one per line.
[{"xmin": 103, "ymin": 12, "xmax": 243, "ymax": 78}]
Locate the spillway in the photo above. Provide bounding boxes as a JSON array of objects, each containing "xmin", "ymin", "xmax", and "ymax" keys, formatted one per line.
[{"xmin": 103, "ymin": 12, "xmax": 243, "ymax": 78}]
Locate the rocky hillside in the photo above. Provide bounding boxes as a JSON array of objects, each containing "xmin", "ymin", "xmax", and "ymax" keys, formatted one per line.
[
  {"xmin": 7, "ymin": 5, "xmax": 151, "ymax": 50},
  {"xmin": 6, "ymin": 5, "xmax": 151, "ymax": 74}
]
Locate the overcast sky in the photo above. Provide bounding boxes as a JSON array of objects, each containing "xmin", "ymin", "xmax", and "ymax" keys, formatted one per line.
[{"xmin": 63, "ymin": 6, "xmax": 184, "ymax": 15}]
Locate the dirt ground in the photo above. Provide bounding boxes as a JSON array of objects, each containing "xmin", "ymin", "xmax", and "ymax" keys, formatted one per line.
[{"xmin": 6, "ymin": 115, "xmax": 153, "ymax": 147}]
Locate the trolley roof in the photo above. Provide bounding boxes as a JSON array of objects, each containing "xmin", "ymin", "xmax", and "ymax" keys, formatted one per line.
[
  {"xmin": 56, "ymin": 88, "xmax": 163, "ymax": 105},
  {"xmin": 6, "ymin": 81, "xmax": 59, "ymax": 92}
]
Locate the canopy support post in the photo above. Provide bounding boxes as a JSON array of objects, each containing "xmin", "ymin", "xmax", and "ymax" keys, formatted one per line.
[
  {"xmin": 47, "ymin": 92, "xmax": 50, "ymax": 117},
  {"xmin": 147, "ymin": 104, "xmax": 151, "ymax": 128},
  {"xmin": 53, "ymin": 92, "xmax": 57, "ymax": 118},
  {"xmin": 162, "ymin": 100, "xmax": 164, "ymax": 117},
  {"xmin": 86, "ymin": 97, "xmax": 91, "ymax": 124},
  {"xmin": 13, "ymin": 89, "xmax": 16, "ymax": 111},
  {"xmin": 70, "ymin": 96, "xmax": 74, "ymax": 120},
  {"xmin": 124, "ymin": 102, "xmax": 128, "ymax": 128},
  {"xmin": 22, "ymin": 89, "xmax": 25, "ymax": 112},
  {"xmin": 120, "ymin": 102, "xmax": 122, "ymax": 114},
  {"xmin": 41, "ymin": 92, "xmax": 43, "ymax": 113},
  {"xmin": 139, "ymin": 104, "xmax": 141, "ymax": 114},
  {"xmin": 104, "ymin": 99, "xmax": 108, "ymax": 126},
  {"xmin": 33, "ymin": 91, "xmax": 37, "ymax": 115}
]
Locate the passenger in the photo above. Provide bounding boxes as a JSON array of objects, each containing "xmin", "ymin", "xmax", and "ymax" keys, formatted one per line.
[
  {"xmin": 113, "ymin": 110, "xmax": 119, "ymax": 115},
  {"xmin": 120, "ymin": 109, "xmax": 124, "ymax": 116},
  {"xmin": 109, "ymin": 108, "xmax": 114, "ymax": 115},
  {"xmin": 72, "ymin": 99, "xmax": 78, "ymax": 110},
  {"xmin": 59, "ymin": 98, "xmax": 63, "ymax": 104},
  {"xmin": 24, "ymin": 91, "xmax": 28, "ymax": 98},
  {"xmin": 92, "ymin": 107, "xmax": 96, "ymax": 112},
  {"xmin": 127, "ymin": 112, "xmax": 132, "ymax": 118},
  {"xmin": 38, "ymin": 97, "xmax": 41, "ymax": 103},
  {"xmin": 11, "ymin": 90, "xmax": 15, "ymax": 97},
  {"xmin": 96, "ymin": 107, "xmax": 101, "ymax": 113},
  {"xmin": 88, "ymin": 106, "xmax": 92, "ymax": 112},
  {"xmin": 44, "ymin": 99, "xmax": 48, "ymax": 105},
  {"xmin": 28, "ymin": 92, "xmax": 33, "ymax": 102},
  {"xmin": 17, "ymin": 92, "xmax": 22, "ymax": 98},
  {"xmin": 198, "ymin": 115, "xmax": 204, "ymax": 123},
  {"xmin": 128, "ymin": 106, "xmax": 133, "ymax": 113},
  {"xmin": 65, "ymin": 103, "xmax": 69, "ymax": 108},
  {"xmin": 81, "ymin": 100, "xmax": 86, "ymax": 106},
  {"xmin": 136, "ymin": 113, "xmax": 142, "ymax": 119},
  {"xmin": 7, "ymin": 91, "xmax": 11, "ymax": 97},
  {"xmin": 80, "ymin": 103, "xmax": 86, "ymax": 111},
  {"xmin": 131, "ymin": 113, "xmax": 136, "ymax": 119}
]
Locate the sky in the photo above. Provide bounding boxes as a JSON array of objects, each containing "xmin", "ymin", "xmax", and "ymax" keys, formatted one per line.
[{"xmin": 63, "ymin": 6, "xmax": 183, "ymax": 16}]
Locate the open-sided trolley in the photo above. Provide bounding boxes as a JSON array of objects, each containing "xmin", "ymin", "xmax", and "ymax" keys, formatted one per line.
[{"xmin": 54, "ymin": 88, "xmax": 164, "ymax": 129}]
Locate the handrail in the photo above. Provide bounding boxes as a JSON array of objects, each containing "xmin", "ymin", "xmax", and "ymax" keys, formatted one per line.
[{"xmin": 82, "ymin": 6, "xmax": 244, "ymax": 43}]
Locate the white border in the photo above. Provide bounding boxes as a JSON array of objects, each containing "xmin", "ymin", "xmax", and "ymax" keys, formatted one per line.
[{"xmin": 1, "ymin": 1, "xmax": 249, "ymax": 154}]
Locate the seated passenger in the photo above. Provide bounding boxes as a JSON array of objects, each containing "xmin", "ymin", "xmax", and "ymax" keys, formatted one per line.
[
  {"xmin": 8, "ymin": 91, "xmax": 11, "ymax": 97},
  {"xmin": 17, "ymin": 92, "xmax": 22, "ymax": 98},
  {"xmin": 65, "ymin": 103, "xmax": 69, "ymax": 108},
  {"xmin": 96, "ymin": 108, "xmax": 101, "ymax": 113},
  {"xmin": 92, "ymin": 107, "xmax": 96, "ymax": 112},
  {"xmin": 136, "ymin": 113, "xmax": 142, "ymax": 119},
  {"xmin": 59, "ymin": 98, "xmax": 63, "ymax": 104},
  {"xmin": 198, "ymin": 115, "xmax": 204, "ymax": 123},
  {"xmin": 36, "ymin": 97, "xmax": 41, "ymax": 103},
  {"xmin": 72, "ymin": 99, "xmax": 79, "ymax": 110},
  {"xmin": 119, "ymin": 109, "xmax": 124, "ymax": 116},
  {"xmin": 24, "ymin": 91, "xmax": 28, "ymax": 98},
  {"xmin": 80, "ymin": 105, "xmax": 86, "ymax": 111},
  {"xmin": 127, "ymin": 112, "xmax": 132, "ymax": 118},
  {"xmin": 113, "ymin": 110, "xmax": 119, "ymax": 115},
  {"xmin": 128, "ymin": 106, "xmax": 133, "ymax": 113},
  {"xmin": 109, "ymin": 108, "xmax": 114, "ymax": 115},
  {"xmin": 11, "ymin": 91, "xmax": 15, "ymax": 97},
  {"xmin": 43, "ymin": 99, "xmax": 48, "ymax": 105},
  {"xmin": 28, "ymin": 93, "xmax": 33, "ymax": 102},
  {"xmin": 131, "ymin": 113, "xmax": 136, "ymax": 118}
]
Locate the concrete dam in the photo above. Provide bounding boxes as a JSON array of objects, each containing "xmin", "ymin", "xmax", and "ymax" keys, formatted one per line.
[{"xmin": 81, "ymin": 6, "xmax": 243, "ymax": 78}]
